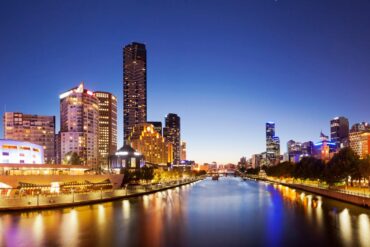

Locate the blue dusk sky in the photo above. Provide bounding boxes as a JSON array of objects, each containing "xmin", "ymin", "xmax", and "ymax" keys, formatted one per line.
[{"xmin": 0, "ymin": 0, "xmax": 370, "ymax": 164}]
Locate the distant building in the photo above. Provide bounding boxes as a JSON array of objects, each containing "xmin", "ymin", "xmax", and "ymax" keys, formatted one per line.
[
  {"xmin": 330, "ymin": 116, "xmax": 349, "ymax": 148},
  {"xmin": 147, "ymin": 121, "xmax": 162, "ymax": 135},
  {"xmin": 59, "ymin": 83, "xmax": 99, "ymax": 168},
  {"xmin": 180, "ymin": 141, "xmax": 187, "ymax": 161},
  {"xmin": 123, "ymin": 42, "xmax": 147, "ymax": 143},
  {"xmin": 313, "ymin": 132, "xmax": 337, "ymax": 161},
  {"xmin": 287, "ymin": 140, "xmax": 302, "ymax": 163},
  {"xmin": 301, "ymin": 141, "xmax": 314, "ymax": 157},
  {"xmin": 349, "ymin": 122, "xmax": 370, "ymax": 159},
  {"xmin": 128, "ymin": 123, "xmax": 173, "ymax": 166},
  {"xmin": 0, "ymin": 139, "xmax": 44, "ymax": 164},
  {"xmin": 3, "ymin": 112, "xmax": 55, "ymax": 163},
  {"xmin": 94, "ymin": 91, "xmax": 118, "ymax": 169},
  {"xmin": 266, "ymin": 122, "xmax": 280, "ymax": 165},
  {"xmin": 109, "ymin": 145, "xmax": 144, "ymax": 170},
  {"xmin": 164, "ymin": 113, "xmax": 181, "ymax": 164}
]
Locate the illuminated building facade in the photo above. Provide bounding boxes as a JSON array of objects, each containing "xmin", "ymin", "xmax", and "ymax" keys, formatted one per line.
[
  {"xmin": 330, "ymin": 116, "xmax": 349, "ymax": 148},
  {"xmin": 128, "ymin": 123, "xmax": 173, "ymax": 165},
  {"xmin": 181, "ymin": 141, "xmax": 187, "ymax": 161},
  {"xmin": 0, "ymin": 139, "xmax": 44, "ymax": 164},
  {"xmin": 59, "ymin": 83, "xmax": 99, "ymax": 168},
  {"xmin": 94, "ymin": 91, "xmax": 117, "ymax": 169},
  {"xmin": 164, "ymin": 113, "xmax": 181, "ymax": 164},
  {"xmin": 349, "ymin": 122, "xmax": 370, "ymax": 159},
  {"xmin": 123, "ymin": 42, "xmax": 147, "ymax": 142},
  {"xmin": 3, "ymin": 112, "xmax": 55, "ymax": 163},
  {"xmin": 266, "ymin": 122, "xmax": 280, "ymax": 165},
  {"xmin": 313, "ymin": 132, "xmax": 337, "ymax": 161}
]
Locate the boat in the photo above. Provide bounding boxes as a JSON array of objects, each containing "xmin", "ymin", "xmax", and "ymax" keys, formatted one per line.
[{"xmin": 212, "ymin": 175, "xmax": 219, "ymax": 181}]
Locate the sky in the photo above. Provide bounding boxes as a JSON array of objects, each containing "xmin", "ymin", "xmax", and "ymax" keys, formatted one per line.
[{"xmin": 0, "ymin": 0, "xmax": 370, "ymax": 164}]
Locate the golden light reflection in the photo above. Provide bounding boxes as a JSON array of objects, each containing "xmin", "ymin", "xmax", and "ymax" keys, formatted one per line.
[
  {"xmin": 339, "ymin": 208, "xmax": 352, "ymax": 246},
  {"xmin": 143, "ymin": 195, "xmax": 149, "ymax": 209},
  {"xmin": 60, "ymin": 209, "xmax": 78, "ymax": 247},
  {"xmin": 98, "ymin": 205, "xmax": 105, "ymax": 226},
  {"xmin": 33, "ymin": 214, "xmax": 44, "ymax": 246},
  {"xmin": 122, "ymin": 200, "xmax": 130, "ymax": 219},
  {"xmin": 358, "ymin": 214, "xmax": 370, "ymax": 247}
]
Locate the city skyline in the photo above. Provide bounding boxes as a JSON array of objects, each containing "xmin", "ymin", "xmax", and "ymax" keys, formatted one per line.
[{"xmin": 1, "ymin": 1, "xmax": 370, "ymax": 164}]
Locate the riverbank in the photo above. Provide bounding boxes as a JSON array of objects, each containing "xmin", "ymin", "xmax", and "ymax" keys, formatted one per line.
[
  {"xmin": 243, "ymin": 175, "xmax": 370, "ymax": 208},
  {"xmin": 0, "ymin": 178, "xmax": 203, "ymax": 212}
]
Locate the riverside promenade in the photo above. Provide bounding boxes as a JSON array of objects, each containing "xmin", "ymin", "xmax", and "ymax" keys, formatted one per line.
[
  {"xmin": 243, "ymin": 175, "xmax": 370, "ymax": 208},
  {"xmin": 0, "ymin": 178, "xmax": 203, "ymax": 211}
]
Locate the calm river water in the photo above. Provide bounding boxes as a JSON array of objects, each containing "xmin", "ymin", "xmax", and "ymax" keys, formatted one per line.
[{"xmin": 1, "ymin": 177, "xmax": 370, "ymax": 247}]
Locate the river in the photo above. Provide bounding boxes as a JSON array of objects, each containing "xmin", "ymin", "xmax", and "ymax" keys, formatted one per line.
[{"xmin": 0, "ymin": 177, "xmax": 369, "ymax": 247}]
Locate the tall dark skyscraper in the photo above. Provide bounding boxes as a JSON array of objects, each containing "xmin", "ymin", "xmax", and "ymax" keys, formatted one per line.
[
  {"xmin": 266, "ymin": 122, "xmax": 280, "ymax": 165},
  {"xmin": 123, "ymin": 42, "xmax": 147, "ymax": 143},
  {"xmin": 164, "ymin": 113, "xmax": 181, "ymax": 164},
  {"xmin": 330, "ymin": 116, "xmax": 349, "ymax": 148}
]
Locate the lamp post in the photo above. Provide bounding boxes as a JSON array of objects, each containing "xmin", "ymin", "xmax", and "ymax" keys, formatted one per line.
[{"xmin": 72, "ymin": 189, "xmax": 75, "ymax": 203}]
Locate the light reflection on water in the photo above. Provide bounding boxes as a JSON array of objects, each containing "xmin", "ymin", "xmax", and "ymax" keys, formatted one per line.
[{"xmin": 0, "ymin": 177, "xmax": 369, "ymax": 247}]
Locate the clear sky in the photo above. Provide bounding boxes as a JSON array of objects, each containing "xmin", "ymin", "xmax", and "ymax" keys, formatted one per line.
[{"xmin": 0, "ymin": 0, "xmax": 370, "ymax": 164}]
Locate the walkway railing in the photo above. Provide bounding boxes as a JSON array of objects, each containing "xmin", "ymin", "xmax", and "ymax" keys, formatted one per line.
[
  {"xmin": 0, "ymin": 178, "xmax": 202, "ymax": 210},
  {"xmin": 243, "ymin": 175, "xmax": 370, "ymax": 199}
]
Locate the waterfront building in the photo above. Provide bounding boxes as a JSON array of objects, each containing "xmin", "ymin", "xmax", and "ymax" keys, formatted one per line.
[
  {"xmin": 123, "ymin": 42, "xmax": 147, "ymax": 142},
  {"xmin": 349, "ymin": 122, "xmax": 370, "ymax": 159},
  {"xmin": 313, "ymin": 132, "xmax": 337, "ymax": 161},
  {"xmin": 94, "ymin": 91, "xmax": 117, "ymax": 169},
  {"xmin": 0, "ymin": 139, "xmax": 44, "ymax": 164},
  {"xmin": 59, "ymin": 83, "xmax": 99, "ymax": 168},
  {"xmin": 109, "ymin": 145, "xmax": 144, "ymax": 170},
  {"xmin": 266, "ymin": 122, "xmax": 280, "ymax": 165},
  {"xmin": 128, "ymin": 123, "xmax": 173, "ymax": 166},
  {"xmin": 0, "ymin": 163, "xmax": 123, "ymax": 197},
  {"xmin": 3, "ymin": 112, "xmax": 55, "ymax": 163},
  {"xmin": 330, "ymin": 116, "xmax": 349, "ymax": 148},
  {"xmin": 181, "ymin": 141, "xmax": 187, "ymax": 161},
  {"xmin": 164, "ymin": 113, "xmax": 181, "ymax": 164},
  {"xmin": 147, "ymin": 121, "xmax": 162, "ymax": 135}
]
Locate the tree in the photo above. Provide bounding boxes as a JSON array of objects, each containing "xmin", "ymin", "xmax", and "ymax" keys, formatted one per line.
[
  {"xmin": 325, "ymin": 147, "xmax": 360, "ymax": 186},
  {"xmin": 62, "ymin": 152, "xmax": 82, "ymax": 165},
  {"xmin": 141, "ymin": 166, "xmax": 154, "ymax": 183}
]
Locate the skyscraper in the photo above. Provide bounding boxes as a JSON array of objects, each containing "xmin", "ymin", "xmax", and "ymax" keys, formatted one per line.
[
  {"xmin": 164, "ymin": 113, "xmax": 181, "ymax": 164},
  {"xmin": 349, "ymin": 122, "xmax": 370, "ymax": 159},
  {"xmin": 266, "ymin": 122, "xmax": 280, "ymax": 165},
  {"xmin": 330, "ymin": 116, "xmax": 349, "ymax": 148},
  {"xmin": 94, "ymin": 91, "xmax": 117, "ymax": 169},
  {"xmin": 59, "ymin": 83, "xmax": 99, "ymax": 168},
  {"xmin": 181, "ymin": 141, "xmax": 187, "ymax": 161},
  {"xmin": 3, "ymin": 112, "xmax": 55, "ymax": 163},
  {"xmin": 123, "ymin": 42, "xmax": 147, "ymax": 142}
]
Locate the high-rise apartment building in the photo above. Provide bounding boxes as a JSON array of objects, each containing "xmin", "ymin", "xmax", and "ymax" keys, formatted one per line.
[
  {"xmin": 94, "ymin": 91, "xmax": 117, "ymax": 169},
  {"xmin": 164, "ymin": 113, "xmax": 181, "ymax": 164},
  {"xmin": 3, "ymin": 112, "xmax": 55, "ymax": 163},
  {"xmin": 59, "ymin": 83, "xmax": 99, "ymax": 168},
  {"xmin": 123, "ymin": 42, "xmax": 147, "ymax": 142},
  {"xmin": 181, "ymin": 141, "xmax": 187, "ymax": 161},
  {"xmin": 266, "ymin": 122, "xmax": 280, "ymax": 165},
  {"xmin": 330, "ymin": 116, "xmax": 349, "ymax": 148}
]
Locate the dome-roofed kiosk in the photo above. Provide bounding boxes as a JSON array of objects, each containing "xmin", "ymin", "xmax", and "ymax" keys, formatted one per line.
[{"xmin": 109, "ymin": 145, "xmax": 144, "ymax": 171}]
